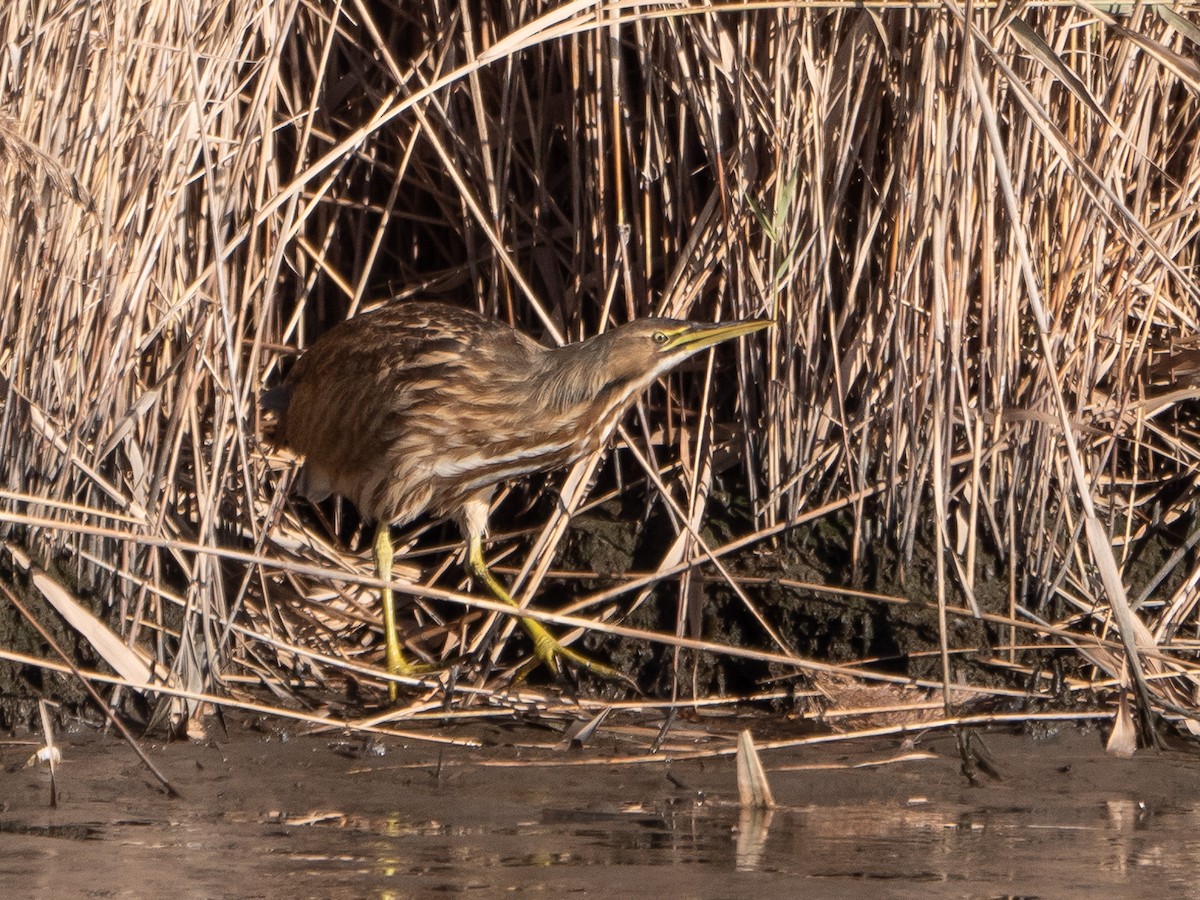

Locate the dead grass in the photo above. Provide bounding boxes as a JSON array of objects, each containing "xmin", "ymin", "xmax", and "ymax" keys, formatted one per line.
[{"xmin": 1, "ymin": 1, "xmax": 1200, "ymax": 749}]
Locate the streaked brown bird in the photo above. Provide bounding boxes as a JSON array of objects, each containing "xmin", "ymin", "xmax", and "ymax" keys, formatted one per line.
[{"xmin": 262, "ymin": 300, "xmax": 770, "ymax": 696}]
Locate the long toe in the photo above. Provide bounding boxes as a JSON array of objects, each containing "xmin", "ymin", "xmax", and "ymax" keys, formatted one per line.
[
  {"xmin": 529, "ymin": 632, "xmax": 637, "ymax": 690},
  {"xmin": 384, "ymin": 656, "xmax": 444, "ymax": 702}
]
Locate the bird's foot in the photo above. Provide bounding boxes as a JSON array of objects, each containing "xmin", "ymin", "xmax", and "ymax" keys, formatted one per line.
[
  {"xmin": 515, "ymin": 627, "xmax": 637, "ymax": 690},
  {"xmin": 383, "ymin": 651, "xmax": 442, "ymax": 702}
]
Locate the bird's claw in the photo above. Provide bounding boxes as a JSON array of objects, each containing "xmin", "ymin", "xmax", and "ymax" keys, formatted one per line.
[
  {"xmin": 521, "ymin": 631, "xmax": 637, "ymax": 690},
  {"xmin": 384, "ymin": 655, "xmax": 441, "ymax": 702}
]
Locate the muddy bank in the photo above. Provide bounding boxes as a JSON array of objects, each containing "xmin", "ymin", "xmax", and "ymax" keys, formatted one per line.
[{"xmin": 3, "ymin": 716, "xmax": 1199, "ymax": 897}]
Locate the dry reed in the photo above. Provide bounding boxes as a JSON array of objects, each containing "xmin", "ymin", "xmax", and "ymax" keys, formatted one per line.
[{"xmin": 1, "ymin": 1, "xmax": 1199, "ymax": 750}]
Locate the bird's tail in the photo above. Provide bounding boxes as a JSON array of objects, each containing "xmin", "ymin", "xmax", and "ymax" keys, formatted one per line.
[
  {"xmin": 259, "ymin": 384, "xmax": 329, "ymax": 502},
  {"xmin": 258, "ymin": 384, "xmax": 292, "ymax": 446}
]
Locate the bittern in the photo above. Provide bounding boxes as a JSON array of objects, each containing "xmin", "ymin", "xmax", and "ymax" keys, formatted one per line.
[{"xmin": 262, "ymin": 301, "xmax": 769, "ymax": 696}]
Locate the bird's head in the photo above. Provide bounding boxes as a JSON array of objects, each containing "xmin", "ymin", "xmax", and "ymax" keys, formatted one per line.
[
  {"xmin": 601, "ymin": 315, "xmax": 773, "ymax": 386},
  {"xmin": 538, "ymin": 315, "xmax": 772, "ymax": 416}
]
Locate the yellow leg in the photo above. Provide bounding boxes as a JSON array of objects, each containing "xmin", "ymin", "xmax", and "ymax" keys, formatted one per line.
[
  {"xmin": 466, "ymin": 532, "xmax": 631, "ymax": 685},
  {"xmin": 374, "ymin": 522, "xmax": 408, "ymax": 701}
]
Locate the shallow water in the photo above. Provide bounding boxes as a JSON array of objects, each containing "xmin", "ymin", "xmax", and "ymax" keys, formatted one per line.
[{"xmin": 4, "ymin": 719, "xmax": 1199, "ymax": 898}]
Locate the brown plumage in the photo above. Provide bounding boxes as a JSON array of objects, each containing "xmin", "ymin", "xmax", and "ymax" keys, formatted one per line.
[{"xmin": 262, "ymin": 300, "xmax": 770, "ymax": 695}]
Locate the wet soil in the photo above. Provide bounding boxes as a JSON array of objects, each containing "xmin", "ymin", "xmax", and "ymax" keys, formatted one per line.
[{"xmin": 3, "ymin": 716, "xmax": 1200, "ymax": 898}]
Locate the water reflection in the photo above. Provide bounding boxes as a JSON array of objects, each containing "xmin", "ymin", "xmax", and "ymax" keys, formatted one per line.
[
  {"xmin": 6, "ymin": 788, "xmax": 1200, "ymax": 895},
  {"xmin": 735, "ymin": 807, "xmax": 774, "ymax": 871},
  {"xmin": 319, "ymin": 794, "xmax": 1200, "ymax": 895}
]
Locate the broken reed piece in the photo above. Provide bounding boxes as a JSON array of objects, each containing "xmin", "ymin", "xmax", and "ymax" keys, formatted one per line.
[
  {"xmin": 736, "ymin": 729, "xmax": 776, "ymax": 810},
  {"xmin": 1105, "ymin": 691, "xmax": 1137, "ymax": 759}
]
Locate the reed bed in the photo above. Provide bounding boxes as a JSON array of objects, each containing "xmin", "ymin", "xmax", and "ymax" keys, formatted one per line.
[{"xmin": 2, "ymin": 1, "xmax": 1199, "ymax": 751}]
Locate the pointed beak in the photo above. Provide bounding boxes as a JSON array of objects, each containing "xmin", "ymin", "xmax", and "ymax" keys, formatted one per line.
[{"xmin": 667, "ymin": 317, "xmax": 773, "ymax": 354}]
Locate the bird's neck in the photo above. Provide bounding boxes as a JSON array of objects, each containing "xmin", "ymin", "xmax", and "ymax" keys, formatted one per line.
[
  {"xmin": 532, "ymin": 336, "xmax": 655, "ymax": 454},
  {"xmin": 535, "ymin": 337, "xmax": 620, "ymax": 413}
]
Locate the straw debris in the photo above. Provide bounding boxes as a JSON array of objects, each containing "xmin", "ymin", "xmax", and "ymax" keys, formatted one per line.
[{"xmin": 1, "ymin": 1, "xmax": 1199, "ymax": 752}]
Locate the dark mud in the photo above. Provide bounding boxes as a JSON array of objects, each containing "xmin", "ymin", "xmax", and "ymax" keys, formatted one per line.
[{"xmin": 3, "ymin": 717, "xmax": 1200, "ymax": 898}]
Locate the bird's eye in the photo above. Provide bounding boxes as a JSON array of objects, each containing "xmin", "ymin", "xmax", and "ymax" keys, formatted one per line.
[{"xmin": 652, "ymin": 331, "xmax": 668, "ymax": 345}]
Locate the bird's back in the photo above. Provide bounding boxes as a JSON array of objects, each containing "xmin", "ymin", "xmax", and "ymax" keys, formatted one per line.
[{"xmin": 262, "ymin": 301, "xmax": 551, "ymax": 524}]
